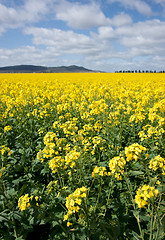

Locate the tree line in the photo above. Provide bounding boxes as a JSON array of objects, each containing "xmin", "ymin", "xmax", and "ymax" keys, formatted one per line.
[{"xmin": 115, "ymin": 70, "xmax": 165, "ymax": 73}]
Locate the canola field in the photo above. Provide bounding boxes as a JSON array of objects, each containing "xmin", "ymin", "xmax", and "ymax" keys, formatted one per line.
[{"xmin": 0, "ymin": 73, "xmax": 165, "ymax": 239}]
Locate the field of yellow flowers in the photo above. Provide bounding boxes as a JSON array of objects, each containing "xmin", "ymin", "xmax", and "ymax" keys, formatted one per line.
[{"xmin": 0, "ymin": 73, "xmax": 165, "ymax": 240}]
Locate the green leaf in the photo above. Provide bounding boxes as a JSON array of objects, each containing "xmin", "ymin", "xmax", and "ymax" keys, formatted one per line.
[
  {"xmin": 129, "ymin": 170, "xmax": 144, "ymax": 176},
  {"xmin": 15, "ymin": 237, "xmax": 24, "ymax": 240},
  {"xmin": 0, "ymin": 210, "xmax": 12, "ymax": 223},
  {"xmin": 7, "ymin": 188, "xmax": 17, "ymax": 197}
]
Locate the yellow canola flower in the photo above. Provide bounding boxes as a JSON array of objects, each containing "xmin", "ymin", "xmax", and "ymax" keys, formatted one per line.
[
  {"xmin": 65, "ymin": 150, "xmax": 80, "ymax": 169},
  {"xmin": 135, "ymin": 185, "xmax": 159, "ymax": 208},
  {"xmin": 92, "ymin": 166, "xmax": 108, "ymax": 178},
  {"xmin": 49, "ymin": 156, "xmax": 65, "ymax": 173},
  {"xmin": 64, "ymin": 187, "xmax": 87, "ymax": 225},
  {"xmin": 67, "ymin": 221, "xmax": 72, "ymax": 227},
  {"xmin": 4, "ymin": 125, "xmax": 12, "ymax": 132},
  {"xmin": 109, "ymin": 156, "xmax": 126, "ymax": 180},
  {"xmin": 18, "ymin": 194, "xmax": 32, "ymax": 211},
  {"xmin": 0, "ymin": 145, "xmax": 12, "ymax": 156},
  {"xmin": 149, "ymin": 155, "xmax": 165, "ymax": 175},
  {"xmin": 18, "ymin": 194, "xmax": 39, "ymax": 211},
  {"xmin": 43, "ymin": 132, "xmax": 57, "ymax": 145},
  {"xmin": 125, "ymin": 143, "xmax": 146, "ymax": 162}
]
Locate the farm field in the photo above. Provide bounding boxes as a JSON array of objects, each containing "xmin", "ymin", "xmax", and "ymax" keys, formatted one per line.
[{"xmin": 0, "ymin": 73, "xmax": 165, "ymax": 240}]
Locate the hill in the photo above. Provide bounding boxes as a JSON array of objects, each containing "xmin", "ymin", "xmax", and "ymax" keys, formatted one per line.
[{"xmin": 0, "ymin": 65, "xmax": 96, "ymax": 73}]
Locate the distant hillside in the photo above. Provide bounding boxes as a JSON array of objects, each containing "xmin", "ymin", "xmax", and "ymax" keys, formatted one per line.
[{"xmin": 0, "ymin": 65, "xmax": 96, "ymax": 73}]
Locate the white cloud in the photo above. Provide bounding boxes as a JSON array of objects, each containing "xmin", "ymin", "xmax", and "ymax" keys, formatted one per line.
[
  {"xmin": 116, "ymin": 19, "xmax": 165, "ymax": 48},
  {"xmin": 0, "ymin": 25, "xmax": 5, "ymax": 36},
  {"xmin": 98, "ymin": 26, "xmax": 116, "ymax": 39},
  {"xmin": 0, "ymin": 0, "xmax": 110, "ymax": 32},
  {"xmin": 0, "ymin": 3, "xmax": 18, "ymax": 25},
  {"xmin": 153, "ymin": 0, "xmax": 165, "ymax": 7},
  {"xmin": 0, "ymin": 45, "xmax": 60, "ymax": 66},
  {"xmin": 21, "ymin": 0, "xmax": 51, "ymax": 22},
  {"xmin": 108, "ymin": 0, "xmax": 153, "ymax": 16},
  {"xmin": 23, "ymin": 17, "xmax": 165, "ymax": 62},
  {"xmin": 54, "ymin": 0, "xmax": 110, "ymax": 29},
  {"xmin": 111, "ymin": 12, "xmax": 132, "ymax": 26},
  {"xmin": 24, "ymin": 26, "xmax": 107, "ymax": 57},
  {"xmin": 114, "ymin": 19, "xmax": 165, "ymax": 63},
  {"xmin": 1, "ymin": 15, "xmax": 164, "ymax": 70},
  {"xmin": 0, "ymin": 0, "xmax": 52, "ymax": 30}
]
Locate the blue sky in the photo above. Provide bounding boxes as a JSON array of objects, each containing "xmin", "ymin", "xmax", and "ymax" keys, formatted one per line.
[{"xmin": 0, "ymin": 0, "xmax": 165, "ymax": 72}]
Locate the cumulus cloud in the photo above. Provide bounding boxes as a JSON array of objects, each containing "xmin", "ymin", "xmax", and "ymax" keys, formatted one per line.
[
  {"xmin": 54, "ymin": 0, "xmax": 110, "ymax": 29},
  {"xmin": 0, "ymin": 0, "xmax": 110, "ymax": 31},
  {"xmin": 111, "ymin": 12, "xmax": 132, "ymax": 26},
  {"xmin": 21, "ymin": 0, "xmax": 51, "ymax": 22},
  {"xmin": 116, "ymin": 19, "xmax": 165, "ymax": 48},
  {"xmin": 0, "ymin": 45, "xmax": 60, "ymax": 66},
  {"xmin": 0, "ymin": 3, "xmax": 18, "ymax": 25},
  {"xmin": 153, "ymin": 0, "xmax": 165, "ymax": 7},
  {"xmin": 23, "ymin": 17, "xmax": 165, "ymax": 62},
  {"xmin": 0, "ymin": 0, "xmax": 52, "ymax": 30},
  {"xmin": 97, "ymin": 26, "xmax": 116, "ymax": 39},
  {"xmin": 108, "ymin": 0, "xmax": 153, "ymax": 16},
  {"xmin": 24, "ymin": 26, "xmax": 106, "ymax": 56}
]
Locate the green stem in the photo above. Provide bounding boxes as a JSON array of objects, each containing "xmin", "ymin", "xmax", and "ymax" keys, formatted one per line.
[
  {"xmin": 57, "ymin": 170, "xmax": 63, "ymax": 188},
  {"xmin": 13, "ymin": 223, "xmax": 18, "ymax": 239},
  {"xmin": 123, "ymin": 174, "xmax": 144, "ymax": 240},
  {"xmin": 76, "ymin": 157, "xmax": 86, "ymax": 186},
  {"xmin": 2, "ymin": 180, "xmax": 8, "ymax": 207},
  {"xmin": 94, "ymin": 178, "xmax": 102, "ymax": 213},
  {"xmin": 153, "ymin": 193, "xmax": 162, "ymax": 240},
  {"xmin": 83, "ymin": 204, "xmax": 91, "ymax": 240},
  {"xmin": 107, "ymin": 178, "xmax": 114, "ymax": 205},
  {"xmin": 149, "ymin": 203, "xmax": 154, "ymax": 240}
]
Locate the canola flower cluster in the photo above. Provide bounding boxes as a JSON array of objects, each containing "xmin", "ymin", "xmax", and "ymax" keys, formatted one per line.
[
  {"xmin": 4, "ymin": 125, "xmax": 12, "ymax": 132},
  {"xmin": 149, "ymin": 155, "xmax": 165, "ymax": 175},
  {"xmin": 135, "ymin": 185, "xmax": 159, "ymax": 208},
  {"xmin": 108, "ymin": 143, "xmax": 146, "ymax": 180},
  {"xmin": 125, "ymin": 143, "xmax": 146, "ymax": 161},
  {"xmin": 18, "ymin": 194, "xmax": 39, "ymax": 211},
  {"xmin": 92, "ymin": 166, "xmax": 109, "ymax": 178},
  {"xmin": 109, "ymin": 156, "xmax": 126, "ymax": 180},
  {"xmin": 138, "ymin": 124, "xmax": 165, "ymax": 141},
  {"xmin": 0, "ymin": 145, "xmax": 12, "ymax": 156},
  {"xmin": 64, "ymin": 187, "xmax": 87, "ymax": 226}
]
